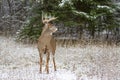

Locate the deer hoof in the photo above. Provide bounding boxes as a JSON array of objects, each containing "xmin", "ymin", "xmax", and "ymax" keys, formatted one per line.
[
  {"xmin": 47, "ymin": 70, "xmax": 49, "ymax": 74},
  {"xmin": 39, "ymin": 70, "xmax": 42, "ymax": 74}
]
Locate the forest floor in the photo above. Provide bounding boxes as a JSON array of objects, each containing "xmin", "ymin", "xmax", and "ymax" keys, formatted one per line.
[{"xmin": 0, "ymin": 36, "xmax": 120, "ymax": 80}]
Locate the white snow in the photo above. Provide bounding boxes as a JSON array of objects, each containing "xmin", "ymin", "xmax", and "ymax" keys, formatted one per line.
[
  {"xmin": 0, "ymin": 66, "xmax": 76, "ymax": 80},
  {"xmin": 97, "ymin": 5, "xmax": 111, "ymax": 9},
  {"xmin": 73, "ymin": 10, "xmax": 98, "ymax": 20},
  {"xmin": 0, "ymin": 36, "xmax": 120, "ymax": 80},
  {"xmin": 97, "ymin": 5, "xmax": 115, "ymax": 13},
  {"xmin": 73, "ymin": 10, "xmax": 89, "ymax": 18},
  {"xmin": 59, "ymin": 0, "xmax": 72, "ymax": 7},
  {"xmin": 0, "ymin": 36, "xmax": 77, "ymax": 80}
]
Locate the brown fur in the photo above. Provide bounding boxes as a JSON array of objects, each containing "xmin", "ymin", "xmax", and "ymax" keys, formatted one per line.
[{"xmin": 38, "ymin": 18, "xmax": 57, "ymax": 74}]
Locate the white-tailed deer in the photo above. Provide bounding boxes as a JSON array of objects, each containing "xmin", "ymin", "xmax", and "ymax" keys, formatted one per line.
[{"xmin": 38, "ymin": 13, "xmax": 57, "ymax": 74}]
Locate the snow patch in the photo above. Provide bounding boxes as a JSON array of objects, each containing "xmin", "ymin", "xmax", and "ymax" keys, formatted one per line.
[
  {"xmin": 0, "ymin": 66, "xmax": 76, "ymax": 80},
  {"xmin": 0, "ymin": 36, "xmax": 120, "ymax": 80}
]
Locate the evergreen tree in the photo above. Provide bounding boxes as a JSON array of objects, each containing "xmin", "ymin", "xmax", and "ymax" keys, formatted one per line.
[
  {"xmin": 65, "ymin": 0, "xmax": 117, "ymax": 38},
  {"xmin": 17, "ymin": 0, "xmax": 119, "ymax": 42},
  {"xmin": 17, "ymin": 0, "xmax": 62, "ymax": 42}
]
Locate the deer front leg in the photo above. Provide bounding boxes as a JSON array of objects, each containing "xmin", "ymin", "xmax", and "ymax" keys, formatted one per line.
[
  {"xmin": 38, "ymin": 47, "xmax": 43, "ymax": 73},
  {"xmin": 52, "ymin": 54, "xmax": 56, "ymax": 71},
  {"xmin": 46, "ymin": 51, "xmax": 50, "ymax": 74},
  {"xmin": 38, "ymin": 48, "xmax": 42, "ymax": 73},
  {"xmin": 39, "ymin": 53, "xmax": 42, "ymax": 73}
]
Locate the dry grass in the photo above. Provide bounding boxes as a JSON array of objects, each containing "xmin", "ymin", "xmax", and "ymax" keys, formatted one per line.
[
  {"xmin": 0, "ymin": 36, "xmax": 120, "ymax": 80},
  {"xmin": 57, "ymin": 45, "xmax": 120, "ymax": 80}
]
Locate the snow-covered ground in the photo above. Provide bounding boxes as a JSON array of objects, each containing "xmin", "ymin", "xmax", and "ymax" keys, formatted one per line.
[{"xmin": 0, "ymin": 36, "xmax": 120, "ymax": 80}]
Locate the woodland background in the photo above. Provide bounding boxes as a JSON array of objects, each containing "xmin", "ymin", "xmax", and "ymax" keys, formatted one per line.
[
  {"xmin": 0, "ymin": 0, "xmax": 120, "ymax": 80},
  {"xmin": 0, "ymin": 0, "xmax": 120, "ymax": 44}
]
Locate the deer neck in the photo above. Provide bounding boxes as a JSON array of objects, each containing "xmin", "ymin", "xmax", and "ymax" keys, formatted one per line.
[
  {"xmin": 42, "ymin": 30, "xmax": 53, "ymax": 36},
  {"xmin": 41, "ymin": 26, "xmax": 53, "ymax": 37},
  {"xmin": 41, "ymin": 24, "xmax": 47, "ymax": 34}
]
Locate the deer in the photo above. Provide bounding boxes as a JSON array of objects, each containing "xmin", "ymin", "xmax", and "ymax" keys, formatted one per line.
[{"xmin": 37, "ymin": 13, "xmax": 58, "ymax": 74}]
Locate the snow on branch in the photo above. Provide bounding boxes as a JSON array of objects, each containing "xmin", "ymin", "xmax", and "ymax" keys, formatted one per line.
[
  {"xmin": 73, "ymin": 10, "xmax": 89, "ymax": 18},
  {"xmin": 97, "ymin": 5, "xmax": 111, "ymax": 9},
  {"xmin": 59, "ymin": 0, "xmax": 72, "ymax": 7},
  {"xmin": 97, "ymin": 5, "xmax": 115, "ymax": 13},
  {"xmin": 73, "ymin": 10, "xmax": 103, "ymax": 20}
]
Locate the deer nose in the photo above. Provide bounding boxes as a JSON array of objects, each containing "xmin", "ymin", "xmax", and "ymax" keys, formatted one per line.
[
  {"xmin": 54, "ymin": 28, "xmax": 58, "ymax": 32},
  {"xmin": 50, "ymin": 27, "xmax": 58, "ymax": 32}
]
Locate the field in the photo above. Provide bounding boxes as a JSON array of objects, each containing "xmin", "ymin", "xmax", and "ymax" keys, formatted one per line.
[{"xmin": 0, "ymin": 36, "xmax": 120, "ymax": 80}]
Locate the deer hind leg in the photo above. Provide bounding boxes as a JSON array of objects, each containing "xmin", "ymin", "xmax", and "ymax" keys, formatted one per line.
[
  {"xmin": 38, "ymin": 48, "xmax": 43, "ymax": 73},
  {"xmin": 46, "ymin": 50, "xmax": 50, "ymax": 74}
]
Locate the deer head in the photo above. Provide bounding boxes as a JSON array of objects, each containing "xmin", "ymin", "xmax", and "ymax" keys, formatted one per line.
[
  {"xmin": 42, "ymin": 12, "xmax": 57, "ymax": 24},
  {"xmin": 41, "ymin": 12, "xmax": 58, "ymax": 35}
]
